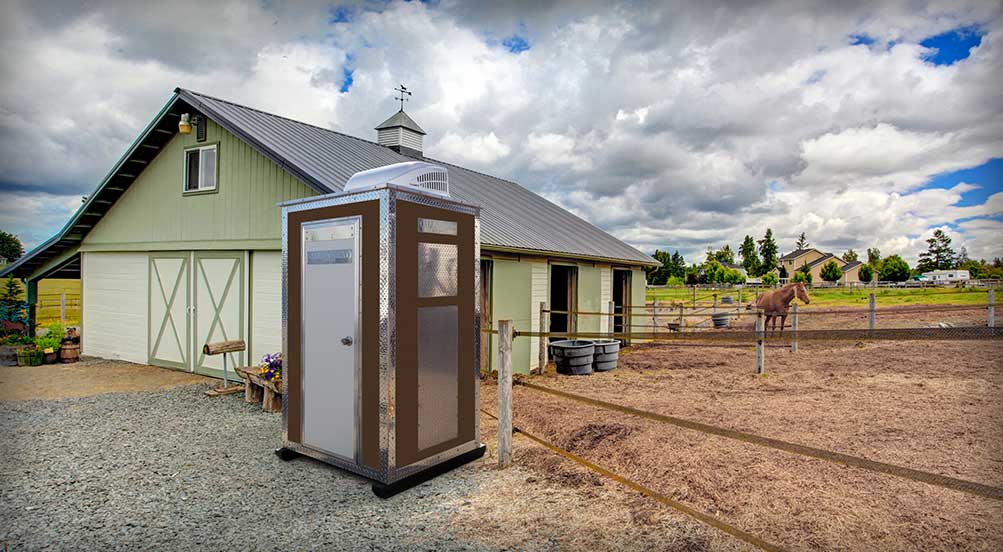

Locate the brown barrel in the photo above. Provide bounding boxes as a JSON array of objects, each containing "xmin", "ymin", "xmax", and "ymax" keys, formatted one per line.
[{"xmin": 60, "ymin": 343, "xmax": 80, "ymax": 363}]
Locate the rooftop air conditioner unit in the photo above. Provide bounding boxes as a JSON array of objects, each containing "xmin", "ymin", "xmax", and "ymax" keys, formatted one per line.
[{"xmin": 343, "ymin": 161, "xmax": 449, "ymax": 197}]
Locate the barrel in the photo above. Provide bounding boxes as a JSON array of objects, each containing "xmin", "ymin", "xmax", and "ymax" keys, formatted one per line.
[
  {"xmin": 711, "ymin": 312, "xmax": 732, "ymax": 328},
  {"xmin": 549, "ymin": 340, "xmax": 595, "ymax": 376},
  {"xmin": 590, "ymin": 339, "xmax": 621, "ymax": 372},
  {"xmin": 60, "ymin": 342, "xmax": 81, "ymax": 363}
]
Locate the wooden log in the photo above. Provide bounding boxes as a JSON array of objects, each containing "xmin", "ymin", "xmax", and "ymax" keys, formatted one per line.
[
  {"xmin": 262, "ymin": 387, "xmax": 282, "ymax": 413},
  {"xmin": 245, "ymin": 379, "xmax": 263, "ymax": 404},
  {"xmin": 498, "ymin": 319, "xmax": 513, "ymax": 468},
  {"xmin": 203, "ymin": 340, "xmax": 246, "ymax": 355}
]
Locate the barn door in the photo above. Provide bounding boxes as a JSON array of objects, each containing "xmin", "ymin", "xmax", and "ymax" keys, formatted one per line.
[
  {"xmin": 149, "ymin": 254, "xmax": 191, "ymax": 369},
  {"xmin": 193, "ymin": 251, "xmax": 245, "ymax": 378}
]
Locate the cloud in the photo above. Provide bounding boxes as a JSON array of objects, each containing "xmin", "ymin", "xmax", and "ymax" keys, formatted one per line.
[{"xmin": 0, "ymin": 0, "xmax": 1001, "ymax": 265}]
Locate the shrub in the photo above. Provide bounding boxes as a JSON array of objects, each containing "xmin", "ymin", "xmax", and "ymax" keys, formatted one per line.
[
  {"xmin": 792, "ymin": 270, "xmax": 812, "ymax": 284},
  {"xmin": 879, "ymin": 255, "xmax": 911, "ymax": 282},
  {"xmin": 724, "ymin": 268, "xmax": 746, "ymax": 284},
  {"xmin": 820, "ymin": 260, "xmax": 842, "ymax": 283},
  {"xmin": 761, "ymin": 272, "xmax": 778, "ymax": 286},
  {"xmin": 34, "ymin": 322, "xmax": 64, "ymax": 351},
  {"xmin": 666, "ymin": 276, "xmax": 685, "ymax": 286},
  {"xmin": 859, "ymin": 264, "xmax": 873, "ymax": 283}
]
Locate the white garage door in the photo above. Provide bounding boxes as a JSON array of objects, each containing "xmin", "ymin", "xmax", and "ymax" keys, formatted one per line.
[
  {"xmin": 82, "ymin": 252, "xmax": 149, "ymax": 364},
  {"xmin": 250, "ymin": 251, "xmax": 282, "ymax": 366}
]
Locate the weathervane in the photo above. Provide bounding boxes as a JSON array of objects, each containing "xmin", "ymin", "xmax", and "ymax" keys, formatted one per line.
[{"xmin": 394, "ymin": 83, "xmax": 412, "ymax": 111}]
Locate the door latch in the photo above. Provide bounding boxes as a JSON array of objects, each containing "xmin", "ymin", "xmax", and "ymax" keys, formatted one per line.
[{"xmin": 341, "ymin": 336, "xmax": 354, "ymax": 346}]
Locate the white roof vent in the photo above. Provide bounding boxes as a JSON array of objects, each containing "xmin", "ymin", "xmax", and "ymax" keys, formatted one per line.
[{"xmin": 343, "ymin": 161, "xmax": 449, "ymax": 197}]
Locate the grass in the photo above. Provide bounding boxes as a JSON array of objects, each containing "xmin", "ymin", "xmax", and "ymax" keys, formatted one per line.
[
  {"xmin": 3, "ymin": 278, "xmax": 82, "ymax": 325},
  {"xmin": 646, "ymin": 286, "xmax": 994, "ymax": 308}
]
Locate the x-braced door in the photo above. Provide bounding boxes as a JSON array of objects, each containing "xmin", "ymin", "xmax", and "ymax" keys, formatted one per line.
[
  {"xmin": 149, "ymin": 254, "xmax": 191, "ymax": 369},
  {"xmin": 193, "ymin": 251, "xmax": 245, "ymax": 378}
]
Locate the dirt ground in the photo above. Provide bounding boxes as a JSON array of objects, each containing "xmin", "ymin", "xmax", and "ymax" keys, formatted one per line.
[
  {"xmin": 480, "ymin": 336, "xmax": 1003, "ymax": 551},
  {"xmin": 0, "ymin": 357, "xmax": 211, "ymax": 400}
]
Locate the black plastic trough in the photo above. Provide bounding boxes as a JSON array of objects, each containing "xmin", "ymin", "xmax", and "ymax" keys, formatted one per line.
[{"xmin": 550, "ymin": 340, "xmax": 595, "ymax": 375}]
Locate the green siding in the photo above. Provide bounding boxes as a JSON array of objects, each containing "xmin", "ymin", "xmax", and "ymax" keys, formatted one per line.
[
  {"xmin": 577, "ymin": 265, "xmax": 601, "ymax": 332},
  {"xmin": 84, "ymin": 119, "xmax": 314, "ymax": 249},
  {"xmin": 490, "ymin": 258, "xmax": 532, "ymax": 374}
]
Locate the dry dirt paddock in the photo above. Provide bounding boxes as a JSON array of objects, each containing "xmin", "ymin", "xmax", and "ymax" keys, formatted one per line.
[{"xmin": 480, "ymin": 336, "xmax": 1003, "ymax": 551}]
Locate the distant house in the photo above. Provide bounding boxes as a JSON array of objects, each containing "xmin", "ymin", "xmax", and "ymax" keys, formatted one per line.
[
  {"xmin": 921, "ymin": 269, "xmax": 970, "ymax": 282},
  {"xmin": 777, "ymin": 248, "xmax": 861, "ymax": 283}
]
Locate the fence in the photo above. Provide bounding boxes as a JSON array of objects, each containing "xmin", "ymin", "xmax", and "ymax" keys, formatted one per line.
[
  {"xmin": 33, "ymin": 292, "xmax": 81, "ymax": 326},
  {"xmin": 488, "ymin": 290, "xmax": 1000, "ymax": 550}
]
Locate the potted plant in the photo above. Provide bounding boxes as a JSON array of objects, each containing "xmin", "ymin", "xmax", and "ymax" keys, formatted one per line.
[{"xmin": 34, "ymin": 323, "xmax": 64, "ymax": 364}]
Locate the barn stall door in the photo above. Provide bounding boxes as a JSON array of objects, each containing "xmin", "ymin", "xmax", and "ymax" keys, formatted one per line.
[
  {"xmin": 149, "ymin": 254, "xmax": 191, "ymax": 370},
  {"xmin": 193, "ymin": 251, "xmax": 246, "ymax": 378}
]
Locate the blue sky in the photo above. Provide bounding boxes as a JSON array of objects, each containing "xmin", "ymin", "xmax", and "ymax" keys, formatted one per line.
[
  {"xmin": 923, "ymin": 158, "xmax": 1002, "ymax": 207},
  {"xmin": 920, "ymin": 26, "xmax": 985, "ymax": 65}
]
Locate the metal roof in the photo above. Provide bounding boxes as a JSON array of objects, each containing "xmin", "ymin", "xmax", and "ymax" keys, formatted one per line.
[
  {"xmin": 779, "ymin": 248, "xmax": 821, "ymax": 261},
  {"xmin": 842, "ymin": 260, "xmax": 863, "ymax": 272},
  {"xmin": 375, "ymin": 110, "xmax": 426, "ymax": 135},
  {"xmin": 2, "ymin": 88, "xmax": 654, "ymax": 278}
]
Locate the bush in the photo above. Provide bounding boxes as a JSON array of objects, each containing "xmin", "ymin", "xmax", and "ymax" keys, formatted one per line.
[
  {"xmin": 34, "ymin": 322, "xmax": 64, "ymax": 351},
  {"xmin": 879, "ymin": 255, "xmax": 911, "ymax": 282},
  {"xmin": 761, "ymin": 272, "xmax": 778, "ymax": 286},
  {"xmin": 724, "ymin": 268, "xmax": 746, "ymax": 284},
  {"xmin": 792, "ymin": 270, "xmax": 812, "ymax": 284},
  {"xmin": 666, "ymin": 276, "xmax": 685, "ymax": 286},
  {"xmin": 820, "ymin": 260, "xmax": 842, "ymax": 282},
  {"xmin": 859, "ymin": 264, "xmax": 873, "ymax": 283}
]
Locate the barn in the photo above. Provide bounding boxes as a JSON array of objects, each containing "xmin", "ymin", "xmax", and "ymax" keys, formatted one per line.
[{"xmin": 1, "ymin": 88, "xmax": 655, "ymax": 375}]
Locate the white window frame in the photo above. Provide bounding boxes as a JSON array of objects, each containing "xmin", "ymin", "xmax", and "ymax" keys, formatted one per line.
[{"xmin": 183, "ymin": 144, "xmax": 218, "ymax": 193}]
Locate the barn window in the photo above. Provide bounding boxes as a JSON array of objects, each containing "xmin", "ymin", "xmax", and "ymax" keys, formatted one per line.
[{"xmin": 184, "ymin": 145, "xmax": 217, "ymax": 193}]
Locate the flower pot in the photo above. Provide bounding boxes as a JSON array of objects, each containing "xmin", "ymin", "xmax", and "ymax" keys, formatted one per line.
[
  {"xmin": 16, "ymin": 347, "xmax": 33, "ymax": 366},
  {"xmin": 43, "ymin": 349, "xmax": 58, "ymax": 364}
]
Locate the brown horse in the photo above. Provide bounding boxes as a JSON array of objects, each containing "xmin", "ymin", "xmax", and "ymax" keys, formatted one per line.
[{"xmin": 754, "ymin": 282, "xmax": 810, "ymax": 333}]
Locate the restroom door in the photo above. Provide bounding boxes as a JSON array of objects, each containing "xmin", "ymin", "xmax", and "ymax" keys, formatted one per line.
[{"xmin": 300, "ymin": 217, "xmax": 360, "ymax": 461}]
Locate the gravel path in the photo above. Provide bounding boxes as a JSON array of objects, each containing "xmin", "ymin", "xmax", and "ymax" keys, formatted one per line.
[{"xmin": 0, "ymin": 383, "xmax": 493, "ymax": 551}]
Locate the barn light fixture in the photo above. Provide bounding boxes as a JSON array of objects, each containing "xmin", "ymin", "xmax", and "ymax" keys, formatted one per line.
[{"xmin": 178, "ymin": 113, "xmax": 193, "ymax": 134}]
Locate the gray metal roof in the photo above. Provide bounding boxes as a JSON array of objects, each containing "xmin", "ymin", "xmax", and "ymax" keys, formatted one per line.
[
  {"xmin": 179, "ymin": 89, "xmax": 655, "ymax": 266},
  {"xmin": 779, "ymin": 248, "xmax": 819, "ymax": 261},
  {"xmin": 375, "ymin": 110, "xmax": 426, "ymax": 135},
  {"xmin": 842, "ymin": 260, "xmax": 863, "ymax": 272}
]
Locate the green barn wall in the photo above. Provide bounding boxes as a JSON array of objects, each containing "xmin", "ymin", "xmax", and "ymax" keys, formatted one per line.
[
  {"xmin": 490, "ymin": 258, "xmax": 533, "ymax": 374},
  {"xmin": 577, "ymin": 265, "xmax": 601, "ymax": 332},
  {"xmin": 83, "ymin": 119, "xmax": 314, "ymax": 250}
]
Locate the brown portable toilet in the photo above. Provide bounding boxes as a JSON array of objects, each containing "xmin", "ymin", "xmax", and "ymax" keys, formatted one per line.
[{"xmin": 276, "ymin": 161, "xmax": 484, "ymax": 497}]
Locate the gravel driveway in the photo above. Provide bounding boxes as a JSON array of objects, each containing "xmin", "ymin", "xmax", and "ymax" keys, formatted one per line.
[{"xmin": 1, "ymin": 383, "xmax": 493, "ymax": 551}]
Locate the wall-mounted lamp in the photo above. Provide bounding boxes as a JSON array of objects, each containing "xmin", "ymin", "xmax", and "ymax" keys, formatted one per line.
[{"xmin": 179, "ymin": 113, "xmax": 194, "ymax": 135}]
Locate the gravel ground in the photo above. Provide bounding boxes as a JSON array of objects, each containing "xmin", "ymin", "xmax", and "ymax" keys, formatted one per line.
[{"xmin": 0, "ymin": 383, "xmax": 493, "ymax": 551}]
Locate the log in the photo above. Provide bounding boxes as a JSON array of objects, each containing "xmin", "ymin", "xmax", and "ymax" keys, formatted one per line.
[
  {"xmin": 263, "ymin": 387, "xmax": 282, "ymax": 413},
  {"xmin": 202, "ymin": 340, "xmax": 246, "ymax": 355}
]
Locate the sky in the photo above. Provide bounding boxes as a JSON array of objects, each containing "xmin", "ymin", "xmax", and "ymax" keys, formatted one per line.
[{"xmin": 0, "ymin": 0, "xmax": 1001, "ymax": 266}]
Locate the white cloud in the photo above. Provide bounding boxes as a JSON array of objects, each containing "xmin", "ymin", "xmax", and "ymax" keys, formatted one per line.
[{"xmin": 0, "ymin": 0, "xmax": 1001, "ymax": 264}]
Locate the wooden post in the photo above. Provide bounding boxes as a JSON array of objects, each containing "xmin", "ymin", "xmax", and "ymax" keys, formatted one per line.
[
  {"xmin": 755, "ymin": 310, "xmax": 765, "ymax": 375},
  {"xmin": 498, "ymin": 319, "xmax": 513, "ymax": 468},
  {"xmin": 738, "ymin": 288, "xmax": 743, "ymax": 306},
  {"xmin": 652, "ymin": 299, "xmax": 659, "ymax": 334},
  {"xmin": 869, "ymin": 293, "xmax": 876, "ymax": 335},
  {"xmin": 713, "ymin": 294, "xmax": 718, "ymax": 313},
  {"xmin": 692, "ymin": 286, "xmax": 697, "ymax": 307},
  {"xmin": 537, "ymin": 301, "xmax": 547, "ymax": 374},
  {"xmin": 608, "ymin": 300, "xmax": 615, "ymax": 336},
  {"xmin": 989, "ymin": 289, "xmax": 995, "ymax": 328},
  {"xmin": 678, "ymin": 305, "xmax": 684, "ymax": 333},
  {"xmin": 791, "ymin": 303, "xmax": 798, "ymax": 353},
  {"xmin": 60, "ymin": 292, "xmax": 66, "ymax": 324}
]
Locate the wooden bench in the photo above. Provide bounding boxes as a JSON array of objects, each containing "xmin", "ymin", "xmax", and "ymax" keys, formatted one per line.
[{"xmin": 235, "ymin": 366, "xmax": 284, "ymax": 413}]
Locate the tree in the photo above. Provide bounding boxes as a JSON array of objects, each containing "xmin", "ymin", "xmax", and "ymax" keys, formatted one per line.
[
  {"xmin": 705, "ymin": 245, "xmax": 735, "ymax": 266},
  {"xmin": 795, "ymin": 232, "xmax": 809, "ymax": 250},
  {"xmin": 704, "ymin": 260, "xmax": 726, "ymax": 284},
  {"xmin": 724, "ymin": 268, "xmax": 746, "ymax": 284},
  {"xmin": 0, "ymin": 230, "xmax": 24, "ymax": 264},
  {"xmin": 739, "ymin": 235, "xmax": 761, "ymax": 277},
  {"xmin": 956, "ymin": 246, "xmax": 970, "ymax": 267},
  {"xmin": 669, "ymin": 251, "xmax": 686, "ymax": 279},
  {"xmin": 917, "ymin": 229, "xmax": 956, "ymax": 272},
  {"xmin": 792, "ymin": 268, "xmax": 812, "ymax": 284},
  {"xmin": 820, "ymin": 260, "xmax": 842, "ymax": 283},
  {"xmin": 645, "ymin": 250, "xmax": 671, "ymax": 285},
  {"xmin": 0, "ymin": 277, "xmax": 26, "ymax": 326},
  {"xmin": 858, "ymin": 264, "xmax": 874, "ymax": 283},
  {"xmin": 842, "ymin": 249, "xmax": 858, "ymax": 262},
  {"xmin": 879, "ymin": 255, "xmax": 911, "ymax": 282},
  {"xmin": 761, "ymin": 272, "xmax": 778, "ymax": 286},
  {"xmin": 866, "ymin": 247, "xmax": 881, "ymax": 266},
  {"xmin": 758, "ymin": 228, "xmax": 779, "ymax": 275}
]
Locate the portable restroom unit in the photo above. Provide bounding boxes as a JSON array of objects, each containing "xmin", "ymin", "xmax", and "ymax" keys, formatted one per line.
[{"xmin": 276, "ymin": 162, "xmax": 484, "ymax": 497}]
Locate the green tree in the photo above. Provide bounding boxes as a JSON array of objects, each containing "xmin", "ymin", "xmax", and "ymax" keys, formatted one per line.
[
  {"xmin": 955, "ymin": 246, "xmax": 970, "ymax": 267},
  {"xmin": 761, "ymin": 272, "xmax": 778, "ymax": 286},
  {"xmin": 645, "ymin": 250, "xmax": 671, "ymax": 284},
  {"xmin": 739, "ymin": 235, "xmax": 761, "ymax": 276},
  {"xmin": 842, "ymin": 249, "xmax": 858, "ymax": 262},
  {"xmin": 958, "ymin": 259, "xmax": 983, "ymax": 279},
  {"xmin": 704, "ymin": 260, "xmax": 726, "ymax": 284},
  {"xmin": 879, "ymin": 255, "xmax": 911, "ymax": 282},
  {"xmin": 795, "ymin": 232, "xmax": 809, "ymax": 250},
  {"xmin": 866, "ymin": 247, "xmax": 881, "ymax": 266},
  {"xmin": 858, "ymin": 264, "xmax": 874, "ymax": 283},
  {"xmin": 758, "ymin": 228, "xmax": 779, "ymax": 275},
  {"xmin": 917, "ymin": 229, "xmax": 956, "ymax": 272},
  {"xmin": 820, "ymin": 260, "xmax": 842, "ymax": 282},
  {"xmin": 705, "ymin": 245, "xmax": 735, "ymax": 266},
  {"xmin": 0, "ymin": 230, "xmax": 24, "ymax": 264},
  {"xmin": 724, "ymin": 268, "xmax": 746, "ymax": 284},
  {"xmin": 669, "ymin": 251, "xmax": 687, "ymax": 279},
  {"xmin": 0, "ymin": 277, "xmax": 25, "ymax": 325},
  {"xmin": 792, "ymin": 268, "xmax": 812, "ymax": 284}
]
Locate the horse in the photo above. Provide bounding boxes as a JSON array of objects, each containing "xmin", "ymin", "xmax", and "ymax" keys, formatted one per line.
[{"xmin": 752, "ymin": 282, "xmax": 810, "ymax": 333}]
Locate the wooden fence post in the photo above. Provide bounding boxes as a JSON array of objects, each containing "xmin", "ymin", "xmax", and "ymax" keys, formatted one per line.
[
  {"xmin": 498, "ymin": 319, "xmax": 513, "ymax": 468},
  {"xmin": 713, "ymin": 294, "xmax": 717, "ymax": 313},
  {"xmin": 537, "ymin": 301, "xmax": 547, "ymax": 374},
  {"xmin": 60, "ymin": 292, "xmax": 67, "ymax": 324},
  {"xmin": 652, "ymin": 299, "xmax": 659, "ymax": 334},
  {"xmin": 989, "ymin": 289, "xmax": 995, "ymax": 328},
  {"xmin": 692, "ymin": 286, "xmax": 697, "ymax": 307},
  {"xmin": 755, "ymin": 310, "xmax": 765, "ymax": 375},
  {"xmin": 678, "ymin": 305, "xmax": 684, "ymax": 333},
  {"xmin": 608, "ymin": 300, "xmax": 615, "ymax": 336},
  {"xmin": 791, "ymin": 303, "xmax": 798, "ymax": 353},
  {"xmin": 869, "ymin": 293, "xmax": 876, "ymax": 335}
]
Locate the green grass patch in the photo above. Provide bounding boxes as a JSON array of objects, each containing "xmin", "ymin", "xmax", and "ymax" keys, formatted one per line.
[{"xmin": 646, "ymin": 286, "xmax": 992, "ymax": 308}]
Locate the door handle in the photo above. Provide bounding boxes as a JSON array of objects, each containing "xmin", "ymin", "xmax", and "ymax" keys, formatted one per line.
[{"xmin": 341, "ymin": 336, "xmax": 354, "ymax": 346}]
